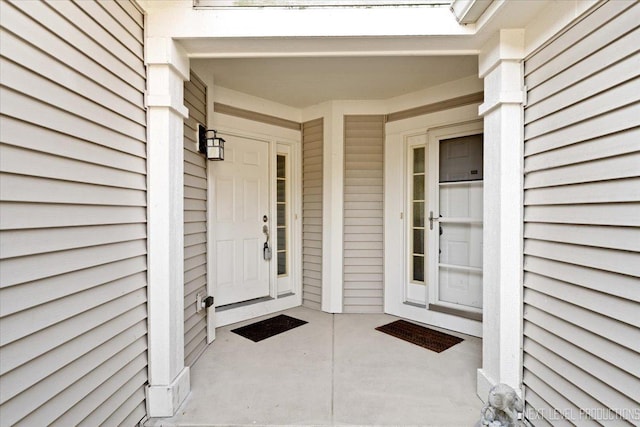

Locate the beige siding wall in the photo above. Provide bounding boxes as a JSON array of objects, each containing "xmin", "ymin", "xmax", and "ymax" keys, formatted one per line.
[
  {"xmin": 343, "ymin": 115, "xmax": 385, "ymax": 313},
  {"xmin": 183, "ymin": 72, "xmax": 208, "ymax": 367},
  {"xmin": 302, "ymin": 119, "xmax": 323, "ymax": 310},
  {"xmin": 522, "ymin": 1, "xmax": 640, "ymax": 424},
  {"xmin": 0, "ymin": 1, "xmax": 148, "ymax": 425}
]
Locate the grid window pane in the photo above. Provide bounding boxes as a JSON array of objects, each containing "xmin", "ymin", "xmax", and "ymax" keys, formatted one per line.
[
  {"xmin": 413, "ymin": 256, "xmax": 424, "ymax": 282},
  {"xmin": 413, "ymin": 147, "xmax": 425, "ymax": 174},
  {"xmin": 277, "ymin": 227, "xmax": 286, "ymax": 251},
  {"xmin": 277, "ymin": 204, "xmax": 286, "ymax": 226},
  {"xmin": 413, "ymin": 174, "xmax": 425, "ymax": 200},
  {"xmin": 277, "ymin": 180, "xmax": 286, "ymax": 202},
  {"xmin": 413, "ymin": 202, "xmax": 424, "ymax": 227},
  {"xmin": 413, "ymin": 229, "xmax": 424, "ymax": 255},
  {"xmin": 277, "ymin": 252, "xmax": 287, "ymax": 275},
  {"xmin": 277, "ymin": 155, "xmax": 286, "ymax": 178}
]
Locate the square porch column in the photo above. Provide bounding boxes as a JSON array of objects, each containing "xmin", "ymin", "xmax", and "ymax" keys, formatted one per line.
[
  {"xmin": 477, "ymin": 29, "xmax": 526, "ymax": 401},
  {"xmin": 145, "ymin": 37, "xmax": 191, "ymax": 417}
]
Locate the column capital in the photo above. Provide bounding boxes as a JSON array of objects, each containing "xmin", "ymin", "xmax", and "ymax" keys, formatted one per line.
[
  {"xmin": 478, "ymin": 31, "xmax": 525, "ymax": 117},
  {"xmin": 479, "ymin": 29, "xmax": 525, "ymax": 79},
  {"xmin": 146, "ymin": 40, "xmax": 190, "ymax": 119},
  {"xmin": 146, "ymin": 36, "xmax": 190, "ymax": 81}
]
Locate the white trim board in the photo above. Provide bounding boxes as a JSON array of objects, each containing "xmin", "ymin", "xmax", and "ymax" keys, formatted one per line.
[{"xmin": 215, "ymin": 294, "xmax": 301, "ymax": 327}]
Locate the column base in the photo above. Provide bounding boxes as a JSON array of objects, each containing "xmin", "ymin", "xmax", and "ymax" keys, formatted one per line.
[
  {"xmin": 477, "ymin": 368, "xmax": 496, "ymax": 404},
  {"xmin": 146, "ymin": 367, "xmax": 191, "ymax": 418}
]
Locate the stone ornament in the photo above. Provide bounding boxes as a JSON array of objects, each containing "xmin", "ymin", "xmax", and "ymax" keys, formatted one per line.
[{"xmin": 479, "ymin": 383, "xmax": 525, "ymax": 427}]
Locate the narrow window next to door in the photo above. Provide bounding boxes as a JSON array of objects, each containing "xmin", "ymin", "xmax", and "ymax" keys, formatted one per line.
[
  {"xmin": 411, "ymin": 147, "xmax": 426, "ymax": 283},
  {"xmin": 277, "ymin": 154, "xmax": 288, "ymax": 276}
]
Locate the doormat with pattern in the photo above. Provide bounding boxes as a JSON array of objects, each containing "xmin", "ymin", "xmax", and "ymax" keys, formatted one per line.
[
  {"xmin": 375, "ymin": 319, "xmax": 463, "ymax": 353},
  {"xmin": 231, "ymin": 314, "xmax": 308, "ymax": 342}
]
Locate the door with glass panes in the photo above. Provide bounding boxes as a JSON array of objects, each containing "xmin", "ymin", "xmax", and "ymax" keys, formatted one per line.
[{"xmin": 406, "ymin": 122, "xmax": 483, "ymax": 323}]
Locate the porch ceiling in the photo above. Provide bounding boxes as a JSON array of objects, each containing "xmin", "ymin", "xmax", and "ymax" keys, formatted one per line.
[
  {"xmin": 191, "ymin": 55, "xmax": 479, "ymax": 108},
  {"xmin": 178, "ymin": 0, "xmax": 551, "ymax": 108}
]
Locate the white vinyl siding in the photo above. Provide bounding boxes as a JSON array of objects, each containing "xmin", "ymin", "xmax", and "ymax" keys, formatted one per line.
[
  {"xmin": 343, "ymin": 115, "xmax": 384, "ymax": 313},
  {"xmin": 302, "ymin": 119, "xmax": 323, "ymax": 310},
  {"xmin": 0, "ymin": 1, "xmax": 148, "ymax": 426},
  {"xmin": 183, "ymin": 71, "xmax": 208, "ymax": 367},
  {"xmin": 522, "ymin": 1, "xmax": 640, "ymax": 425}
]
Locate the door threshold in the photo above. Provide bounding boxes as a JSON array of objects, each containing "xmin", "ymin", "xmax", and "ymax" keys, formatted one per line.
[
  {"xmin": 403, "ymin": 301, "xmax": 427, "ymax": 309},
  {"xmin": 215, "ymin": 293, "xmax": 301, "ymax": 327},
  {"xmin": 428, "ymin": 303, "xmax": 482, "ymax": 322},
  {"xmin": 217, "ymin": 296, "xmax": 274, "ymax": 312}
]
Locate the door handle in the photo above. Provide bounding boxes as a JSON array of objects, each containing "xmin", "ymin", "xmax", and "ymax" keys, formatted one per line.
[
  {"xmin": 262, "ymin": 224, "xmax": 272, "ymax": 260},
  {"xmin": 428, "ymin": 211, "xmax": 439, "ymax": 230},
  {"xmin": 263, "ymin": 242, "xmax": 272, "ymax": 260}
]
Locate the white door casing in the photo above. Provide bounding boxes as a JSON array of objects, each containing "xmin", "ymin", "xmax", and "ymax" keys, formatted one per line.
[{"xmin": 211, "ymin": 134, "xmax": 271, "ymax": 307}]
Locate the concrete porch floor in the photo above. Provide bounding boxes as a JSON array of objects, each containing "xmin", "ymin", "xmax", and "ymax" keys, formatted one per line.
[{"xmin": 148, "ymin": 306, "xmax": 483, "ymax": 426}]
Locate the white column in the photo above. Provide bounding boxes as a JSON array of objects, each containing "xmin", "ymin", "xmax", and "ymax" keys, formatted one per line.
[
  {"xmin": 321, "ymin": 102, "xmax": 344, "ymax": 313},
  {"xmin": 477, "ymin": 29, "xmax": 525, "ymax": 401},
  {"xmin": 145, "ymin": 37, "xmax": 191, "ymax": 417}
]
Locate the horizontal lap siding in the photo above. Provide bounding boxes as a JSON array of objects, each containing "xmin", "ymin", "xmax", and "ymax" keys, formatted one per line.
[
  {"xmin": 302, "ymin": 119, "xmax": 323, "ymax": 310},
  {"xmin": 0, "ymin": 1, "xmax": 148, "ymax": 426},
  {"xmin": 343, "ymin": 116, "xmax": 385, "ymax": 313},
  {"xmin": 522, "ymin": 2, "xmax": 640, "ymax": 425},
  {"xmin": 184, "ymin": 72, "xmax": 208, "ymax": 367}
]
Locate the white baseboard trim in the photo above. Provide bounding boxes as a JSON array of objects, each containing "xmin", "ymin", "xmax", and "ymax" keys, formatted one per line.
[
  {"xmin": 476, "ymin": 368, "xmax": 496, "ymax": 404},
  {"xmin": 146, "ymin": 367, "xmax": 191, "ymax": 418}
]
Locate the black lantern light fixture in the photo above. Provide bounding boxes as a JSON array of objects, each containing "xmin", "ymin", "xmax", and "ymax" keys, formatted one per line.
[{"xmin": 198, "ymin": 124, "xmax": 225, "ymax": 161}]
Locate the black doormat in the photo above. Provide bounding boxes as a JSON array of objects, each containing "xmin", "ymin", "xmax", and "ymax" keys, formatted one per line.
[
  {"xmin": 231, "ymin": 314, "xmax": 308, "ymax": 342},
  {"xmin": 375, "ymin": 319, "xmax": 463, "ymax": 353}
]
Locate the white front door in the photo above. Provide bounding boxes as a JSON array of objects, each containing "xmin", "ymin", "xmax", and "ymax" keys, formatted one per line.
[
  {"xmin": 394, "ymin": 121, "xmax": 483, "ymax": 335},
  {"xmin": 212, "ymin": 134, "xmax": 271, "ymax": 307}
]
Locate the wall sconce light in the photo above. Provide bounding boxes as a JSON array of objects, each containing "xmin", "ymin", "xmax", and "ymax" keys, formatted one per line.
[{"xmin": 198, "ymin": 124, "xmax": 225, "ymax": 161}]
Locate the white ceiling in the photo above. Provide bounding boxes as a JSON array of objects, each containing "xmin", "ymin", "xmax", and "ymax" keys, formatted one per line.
[{"xmin": 191, "ymin": 56, "xmax": 478, "ymax": 108}]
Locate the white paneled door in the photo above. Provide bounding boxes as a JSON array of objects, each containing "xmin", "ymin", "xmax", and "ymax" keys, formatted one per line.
[{"xmin": 212, "ymin": 135, "xmax": 271, "ymax": 306}]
